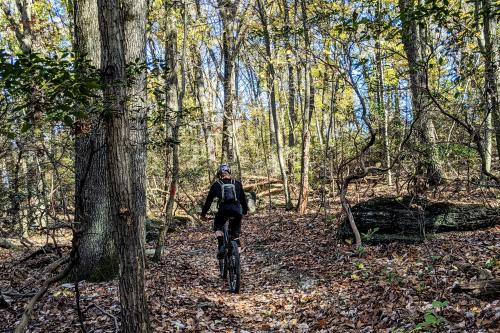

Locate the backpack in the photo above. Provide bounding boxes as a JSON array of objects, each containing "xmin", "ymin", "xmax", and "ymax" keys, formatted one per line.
[{"xmin": 217, "ymin": 179, "xmax": 238, "ymax": 204}]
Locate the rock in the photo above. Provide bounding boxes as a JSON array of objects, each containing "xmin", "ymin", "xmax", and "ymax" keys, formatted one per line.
[{"xmin": 145, "ymin": 216, "xmax": 193, "ymax": 242}]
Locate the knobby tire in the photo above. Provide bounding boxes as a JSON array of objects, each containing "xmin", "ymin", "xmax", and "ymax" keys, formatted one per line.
[{"xmin": 228, "ymin": 240, "xmax": 241, "ymax": 293}]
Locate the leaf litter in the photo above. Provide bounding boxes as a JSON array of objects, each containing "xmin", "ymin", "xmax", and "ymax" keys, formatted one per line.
[{"xmin": 0, "ymin": 208, "xmax": 498, "ymax": 332}]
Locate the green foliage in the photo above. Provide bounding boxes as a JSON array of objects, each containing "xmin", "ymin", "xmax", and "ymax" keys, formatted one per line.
[
  {"xmin": 0, "ymin": 51, "xmax": 100, "ymax": 138},
  {"xmin": 414, "ymin": 300, "xmax": 448, "ymax": 331},
  {"xmin": 361, "ymin": 227, "xmax": 379, "ymax": 242},
  {"xmin": 484, "ymin": 257, "xmax": 497, "ymax": 269},
  {"xmin": 356, "ymin": 244, "xmax": 365, "ymax": 257}
]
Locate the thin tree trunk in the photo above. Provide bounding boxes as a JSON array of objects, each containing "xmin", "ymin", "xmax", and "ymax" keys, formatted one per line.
[
  {"xmin": 6, "ymin": 0, "xmax": 38, "ymax": 239},
  {"xmin": 484, "ymin": 111, "xmax": 492, "ymax": 175},
  {"xmin": 193, "ymin": 0, "xmax": 216, "ymax": 178},
  {"xmin": 231, "ymin": 118, "xmax": 243, "ymax": 179},
  {"xmin": 34, "ymin": 154, "xmax": 49, "ymax": 228},
  {"xmin": 257, "ymin": 0, "xmax": 293, "ymax": 209},
  {"xmin": 282, "ymin": 0, "xmax": 296, "ymax": 152},
  {"xmin": 97, "ymin": 0, "xmax": 150, "ymax": 331},
  {"xmin": 481, "ymin": 0, "xmax": 499, "ymax": 159},
  {"xmin": 8, "ymin": 146, "xmax": 22, "ymax": 233},
  {"xmin": 233, "ymin": 61, "xmax": 243, "ymax": 178},
  {"xmin": 219, "ymin": 0, "xmax": 236, "ymax": 162},
  {"xmin": 11, "ymin": 0, "xmax": 34, "ymax": 53},
  {"xmin": 154, "ymin": 0, "xmax": 185, "ymax": 261},
  {"xmin": 375, "ymin": 1, "xmax": 392, "ymax": 186},
  {"xmin": 297, "ymin": 0, "xmax": 312, "ymax": 214}
]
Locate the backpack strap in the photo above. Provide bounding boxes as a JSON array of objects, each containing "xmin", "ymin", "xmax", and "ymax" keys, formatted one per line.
[
  {"xmin": 231, "ymin": 179, "xmax": 238, "ymax": 203},
  {"xmin": 217, "ymin": 179, "xmax": 225, "ymax": 203}
]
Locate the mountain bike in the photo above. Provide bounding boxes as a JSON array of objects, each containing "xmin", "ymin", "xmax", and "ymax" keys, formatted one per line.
[{"xmin": 218, "ymin": 217, "xmax": 241, "ymax": 293}]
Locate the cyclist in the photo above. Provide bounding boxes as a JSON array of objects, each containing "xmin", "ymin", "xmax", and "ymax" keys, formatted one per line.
[{"xmin": 200, "ymin": 164, "xmax": 248, "ymax": 259}]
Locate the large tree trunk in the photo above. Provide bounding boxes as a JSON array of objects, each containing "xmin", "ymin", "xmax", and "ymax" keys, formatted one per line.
[
  {"xmin": 72, "ymin": 0, "xmax": 117, "ymax": 282},
  {"xmin": 398, "ymin": 0, "xmax": 443, "ymax": 187},
  {"xmin": 97, "ymin": 0, "xmax": 150, "ymax": 331},
  {"xmin": 339, "ymin": 197, "xmax": 499, "ymax": 243},
  {"xmin": 257, "ymin": 0, "xmax": 293, "ymax": 210},
  {"xmin": 123, "ymin": 0, "xmax": 148, "ymax": 246}
]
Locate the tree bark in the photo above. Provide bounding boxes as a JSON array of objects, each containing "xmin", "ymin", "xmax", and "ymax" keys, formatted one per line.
[
  {"xmin": 219, "ymin": 0, "xmax": 237, "ymax": 162},
  {"xmin": 484, "ymin": 111, "xmax": 492, "ymax": 175},
  {"xmin": 0, "ymin": 0, "xmax": 34, "ymax": 53},
  {"xmin": 97, "ymin": 0, "xmax": 150, "ymax": 331},
  {"xmin": 72, "ymin": 0, "xmax": 117, "ymax": 282},
  {"xmin": 398, "ymin": 0, "xmax": 443, "ymax": 187},
  {"xmin": 481, "ymin": 0, "xmax": 500, "ymax": 160},
  {"xmin": 375, "ymin": 0, "xmax": 392, "ymax": 186},
  {"xmin": 282, "ymin": 0, "xmax": 297, "ymax": 179},
  {"xmin": 123, "ymin": 0, "xmax": 148, "ymax": 245},
  {"xmin": 296, "ymin": 0, "xmax": 312, "ymax": 214}
]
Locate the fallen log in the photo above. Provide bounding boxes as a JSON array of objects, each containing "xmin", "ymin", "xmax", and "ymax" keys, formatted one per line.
[
  {"xmin": 0, "ymin": 238, "xmax": 16, "ymax": 249},
  {"xmin": 244, "ymin": 175, "xmax": 277, "ymax": 181},
  {"xmin": 244, "ymin": 179, "xmax": 282, "ymax": 191},
  {"xmin": 339, "ymin": 196, "xmax": 499, "ymax": 243},
  {"xmin": 18, "ymin": 244, "xmax": 56, "ymax": 263},
  {"xmin": 256, "ymin": 187, "xmax": 283, "ymax": 198},
  {"xmin": 0, "ymin": 290, "xmax": 9, "ymax": 309},
  {"xmin": 453, "ymin": 279, "xmax": 500, "ymax": 300}
]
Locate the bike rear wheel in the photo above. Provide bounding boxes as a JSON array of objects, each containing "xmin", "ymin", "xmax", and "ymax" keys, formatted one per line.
[
  {"xmin": 227, "ymin": 240, "xmax": 241, "ymax": 293},
  {"xmin": 219, "ymin": 258, "xmax": 225, "ymax": 278}
]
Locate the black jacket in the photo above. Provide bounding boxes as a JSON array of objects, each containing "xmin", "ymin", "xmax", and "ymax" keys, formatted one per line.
[{"xmin": 201, "ymin": 178, "xmax": 248, "ymax": 216}]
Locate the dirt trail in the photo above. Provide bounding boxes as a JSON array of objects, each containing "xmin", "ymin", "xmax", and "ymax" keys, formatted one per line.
[{"xmin": 149, "ymin": 212, "xmax": 345, "ymax": 332}]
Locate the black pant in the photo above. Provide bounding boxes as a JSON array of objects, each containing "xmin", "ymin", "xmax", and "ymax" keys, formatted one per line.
[{"xmin": 213, "ymin": 203, "xmax": 242, "ymax": 239}]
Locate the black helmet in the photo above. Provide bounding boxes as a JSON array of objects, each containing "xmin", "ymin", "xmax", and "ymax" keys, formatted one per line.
[{"xmin": 217, "ymin": 164, "xmax": 231, "ymax": 177}]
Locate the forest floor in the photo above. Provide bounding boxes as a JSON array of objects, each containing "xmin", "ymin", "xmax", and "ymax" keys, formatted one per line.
[{"xmin": 1, "ymin": 200, "xmax": 499, "ymax": 332}]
